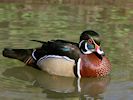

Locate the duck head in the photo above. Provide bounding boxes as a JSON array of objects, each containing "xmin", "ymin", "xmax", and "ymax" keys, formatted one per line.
[
  {"xmin": 77, "ymin": 30, "xmax": 111, "ymax": 78},
  {"xmin": 79, "ymin": 30, "xmax": 104, "ymax": 56}
]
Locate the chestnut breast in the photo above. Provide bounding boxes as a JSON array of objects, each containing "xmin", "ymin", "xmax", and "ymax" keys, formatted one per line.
[{"xmin": 80, "ymin": 53, "xmax": 111, "ymax": 77}]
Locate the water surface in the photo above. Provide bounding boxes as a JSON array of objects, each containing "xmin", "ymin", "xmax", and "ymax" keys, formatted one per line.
[{"xmin": 0, "ymin": 0, "xmax": 133, "ymax": 100}]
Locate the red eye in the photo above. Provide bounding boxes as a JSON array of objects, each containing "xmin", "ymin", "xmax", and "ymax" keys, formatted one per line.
[{"xmin": 88, "ymin": 39, "xmax": 93, "ymax": 44}]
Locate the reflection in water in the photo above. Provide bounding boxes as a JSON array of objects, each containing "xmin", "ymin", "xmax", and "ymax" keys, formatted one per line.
[{"xmin": 3, "ymin": 66, "xmax": 110, "ymax": 100}]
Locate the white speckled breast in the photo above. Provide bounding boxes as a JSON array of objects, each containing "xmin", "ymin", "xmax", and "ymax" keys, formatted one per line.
[{"xmin": 37, "ymin": 55, "xmax": 75, "ymax": 77}]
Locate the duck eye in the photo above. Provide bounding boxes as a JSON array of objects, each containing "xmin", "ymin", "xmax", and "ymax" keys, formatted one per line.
[{"xmin": 88, "ymin": 39, "xmax": 93, "ymax": 44}]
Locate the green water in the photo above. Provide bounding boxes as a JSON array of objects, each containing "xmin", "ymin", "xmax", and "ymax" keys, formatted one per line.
[{"xmin": 0, "ymin": 0, "xmax": 133, "ymax": 100}]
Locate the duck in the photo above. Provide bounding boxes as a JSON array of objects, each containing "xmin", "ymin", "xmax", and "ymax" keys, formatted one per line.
[{"xmin": 2, "ymin": 30, "xmax": 111, "ymax": 78}]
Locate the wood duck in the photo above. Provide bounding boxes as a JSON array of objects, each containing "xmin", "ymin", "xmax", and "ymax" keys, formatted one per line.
[{"xmin": 2, "ymin": 30, "xmax": 111, "ymax": 78}]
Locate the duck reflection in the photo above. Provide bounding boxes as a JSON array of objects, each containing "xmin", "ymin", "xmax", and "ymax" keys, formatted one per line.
[{"xmin": 3, "ymin": 66, "xmax": 110, "ymax": 100}]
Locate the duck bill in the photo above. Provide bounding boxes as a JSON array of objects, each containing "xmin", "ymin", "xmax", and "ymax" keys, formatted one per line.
[{"xmin": 95, "ymin": 45, "xmax": 104, "ymax": 55}]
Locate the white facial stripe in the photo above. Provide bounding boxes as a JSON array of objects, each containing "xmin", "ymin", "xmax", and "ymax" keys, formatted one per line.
[
  {"xmin": 81, "ymin": 49, "xmax": 92, "ymax": 54},
  {"xmin": 79, "ymin": 40, "xmax": 93, "ymax": 54},
  {"xmin": 79, "ymin": 40, "xmax": 84, "ymax": 48},
  {"xmin": 79, "ymin": 39, "xmax": 104, "ymax": 55},
  {"xmin": 85, "ymin": 42, "xmax": 89, "ymax": 51},
  {"xmin": 91, "ymin": 37, "xmax": 96, "ymax": 45}
]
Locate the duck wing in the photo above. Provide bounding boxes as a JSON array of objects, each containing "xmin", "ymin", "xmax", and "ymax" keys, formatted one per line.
[{"xmin": 32, "ymin": 39, "xmax": 81, "ymax": 61}]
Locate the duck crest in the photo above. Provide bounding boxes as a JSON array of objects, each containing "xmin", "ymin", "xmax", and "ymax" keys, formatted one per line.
[{"xmin": 79, "ymin": 53, "xmax": 111, "ymax": 77}]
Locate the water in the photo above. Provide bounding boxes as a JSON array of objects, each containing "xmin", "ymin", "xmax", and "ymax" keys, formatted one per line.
[{"xmin": 0, "ymin": 0, "xmax": 133, "ymax": 100}]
